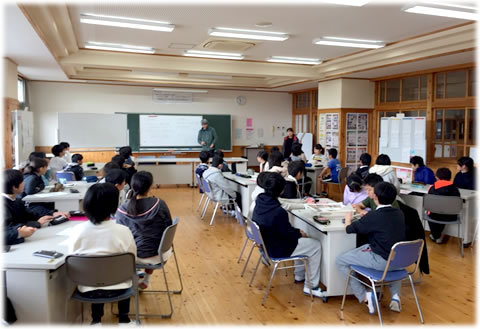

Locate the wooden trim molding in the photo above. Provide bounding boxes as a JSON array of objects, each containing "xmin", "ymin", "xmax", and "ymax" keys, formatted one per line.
[
  {"xmin": 371, "ymin": 62, "xmax": 475, "ymax": 82},
  {"xmin": 4, "ymin": 98, "xmax": 19, "ymax": 168}
]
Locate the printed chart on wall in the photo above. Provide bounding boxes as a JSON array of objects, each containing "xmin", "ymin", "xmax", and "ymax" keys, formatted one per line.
[
  {"xmin": 346, "ymin": 113, "xmax": 368, "ymax": 174},
  {"xmin": 318, "ymin": 113, "xmax": 339, "ymax": 151}
]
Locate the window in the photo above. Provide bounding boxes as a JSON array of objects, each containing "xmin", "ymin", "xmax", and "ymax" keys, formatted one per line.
[
  {"xmin": 312, "ymin": 90, "xmax": 318, "ymax": 109},
  {"xmin": 469, "ymin": 69, "xmax": 476, "ymax": 97},
  {"xmin": 402, "ymin": 76, "xmax": 419, "ymax": 101},
  {"xmin": 295, "ymin": 92, "xmax": 310, "ymax": 109},
  {"xmin": 435, "ymin": 70, "xmax": 468, "ymax": 99},
  {"xmin": 379, "ymin": 81, "xmax": 386, "ymax": 103},
  {"xmin": 433, "ymin": 108, "xmax": 474, "ymax": 159},
  {"xmin": 386, "ymin": 79, "xmax": 400, "ymax": 102},
  {"xmin": 17, "ymin": 78, "xmax": 25, "ymax": 104},
  {"xmin": 378, "ymin": 75, "xmax": 427, "ymax": 103}
]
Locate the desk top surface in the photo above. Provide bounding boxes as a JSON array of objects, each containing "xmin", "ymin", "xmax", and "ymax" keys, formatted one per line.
[
  {"xmin": 290, "ymin": 209, "xmax": 347, "ymax": 233},
  {"xmin": 136, "ymin": 157, "xmax": 247, "ymax": 163},
  {"xmin": 4, "ymin": 221, "xmax": 82, "ymax": 270},
  {"xmin": 400, "ymin": 183, "xmax": 476, "ymax": 200},
  {"xmin": 223, "ymin": 172, "xmax": 258, "ymax": 185},
  {"xmin": 22, "ymin": 182, "xmax": 94, "ymax": 202}
]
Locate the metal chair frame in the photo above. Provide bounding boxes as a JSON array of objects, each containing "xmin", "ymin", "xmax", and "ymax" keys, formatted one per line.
[
  {"xmin": 195, "ymin": 174, "xmax": 207, "ymax": 211},
  {"xmin": 200, "ymin": 178, "xmax": 235, "ymax": 225},
  {"xmin": 235, "ymin": 204, "xmax": 255, "ymax": 267}
]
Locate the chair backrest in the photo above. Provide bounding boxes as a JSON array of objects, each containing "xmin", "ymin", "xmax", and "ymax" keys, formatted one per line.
[
  {"xmin": 56, "ymin": 171, "xmax": 75, "ymax": 182},
  {"xmin": 196, "ymin": 174, "xmax": 204, "ymax": 193},
  {"xmin": 338, "ymin": 167, "xmax": 349, "ymax": 182},
  {"xmin": 423, "ymin": 194, "xmax": 463, "ymax": 215},
  {"xmin": 235, "ymin": 204, "xmax": 244, "ymax": 226},
  {"xmin": 383, "ymin": 239, "xmax": 424, "ymax": 278},
  {"xmin": 66, "ymin": 253, "xmax": 136, "ymax": 287},
  {"xmin": 201, "ymin": 177, "xmax": 211, "ymax": 194},
  {"xmin": 246, "ymin": 219, "xmax": 271, "ymax": 263},
  {"xmin": 157, "ymin": 217, "xmax": 179, "ymax": 257}
]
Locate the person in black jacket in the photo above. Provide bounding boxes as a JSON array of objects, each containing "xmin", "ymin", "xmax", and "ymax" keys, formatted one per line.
[
  {"xmin": 336, "ymin": 182, "xmax": 406, "ymax": 314},
  {"xmin": 252, "ymin": 172, "xmax": 323, "ymax": 298},
  {"xmin": 281, "ymin": 160, "xmax": 304, "ymax": 199},
  {"xmin": 64, "ymin": 154, "xmax": 85, "ymax": 181},
  {"xmin": 5, "ymin": 224, "xmax": 36, "ymax": 245},
  {"xmin": 428, "ymin": 168, "xmax": 461, "ymax": 243},
  {"xmin": 453, "ymin": 156, "xmax": 475, "ymax": 190},
  {"xmin": 115, "ymin": 171, "xmax": 172, "ymax": 290},
  {"xmin": 355, "ymin": 153, "xmax": 371, "ymax": 179}
]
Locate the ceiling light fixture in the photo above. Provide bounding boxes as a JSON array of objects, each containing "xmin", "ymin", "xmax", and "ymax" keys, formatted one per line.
[
  {"xmin": 209, "ymin": 27, "xmax": 289, "ymax": 41},
  {"xmin": 80, "ymin": 13, "xmax": 175, "ymax": 31},
  {"xmin": 184, "ymin": 50, "xmax": 244, "ymax": 60},
  {"xmin": 402, "ymin": 2, "xmax": 477, "ymax": 20},
  {"xmin": 319, "ymin": 0, "xmax": 370, "ymax": 6},
  {"xmin": 84, "ymin": 41, "xmax": 155, "ymax": 54},
  {"xmin": 313, "ymin": 36, "xmax": 385, "ymax": 49},
  {"xmin": 267, "ymin": 56, "xmax": 322, "ymax": 65}
]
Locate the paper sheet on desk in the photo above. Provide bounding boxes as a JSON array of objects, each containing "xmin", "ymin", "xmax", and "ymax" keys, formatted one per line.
[
  {"xmin": 399, "ymin": 189, "xmax": 412, "ymax": 194},
  {"xmin": 56, "ymin": 225, "xmax": 81, "ymax": 237},
  {"xmin": 34, "ymin": 192, "xmax": 70, "ymax": 198}
]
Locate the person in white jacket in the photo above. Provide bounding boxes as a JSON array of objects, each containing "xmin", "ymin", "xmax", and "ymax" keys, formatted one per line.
[{"xmin": 368, "ymin": 154, "xmax": 400, "ymax": 191}]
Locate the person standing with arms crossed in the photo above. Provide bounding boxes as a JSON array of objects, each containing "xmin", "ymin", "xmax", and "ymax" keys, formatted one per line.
[{"xmin": 197, "ymin": 119, "xmax": 218, "ymax": 157}]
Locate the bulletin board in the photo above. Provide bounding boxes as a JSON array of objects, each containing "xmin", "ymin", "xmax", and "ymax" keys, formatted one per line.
[
  {"xmin": 345, "ymin": 113, "xmax": 368, "ymax": 173},
  {"xmin": 318, "ymin": 113, "xmax": 339, "ymax": 150}
]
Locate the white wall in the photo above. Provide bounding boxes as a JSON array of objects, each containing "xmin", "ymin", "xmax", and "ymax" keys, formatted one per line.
[
  {"xmin": 317, "ymin": 78, "xmax": 374, "ymax": 109},
  {"xmin": 317, "ymin": 79, "xmax": 342, "ymax": 109},
  {"xmin": 29, "ymin": 81, "xmax": 292, "ymax": 147},
  {"xmin": 3, "ymin": 58, "xmax": 18, "ymax": 99}
]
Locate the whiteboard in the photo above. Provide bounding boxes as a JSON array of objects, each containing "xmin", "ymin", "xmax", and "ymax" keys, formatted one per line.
[
  {"xmin": 297, "ymin": 133, "xmax": 313, "ymax": 161},
  {"xmin": 379, "ymin": 117, "xmax": 426, "ymax": 163},
  {"xmin": 58, "ymin": 113, "xmax": 128, "ymax": 148},
  {"xmin": 139, "ymin": 114, "xmax": 203, "ymax": 147},
  {"xmin": 13, "ymin": 110, "xmax": 35, "ymax": 166}
]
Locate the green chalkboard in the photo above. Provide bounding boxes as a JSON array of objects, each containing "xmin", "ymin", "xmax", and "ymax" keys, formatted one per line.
[{"xmin": 120, "ymin": 113, "xmax": 231, "ymax": 152}]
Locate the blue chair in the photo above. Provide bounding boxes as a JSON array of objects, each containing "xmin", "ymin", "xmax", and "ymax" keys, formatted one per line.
[
  {"xmin": 201, "ymin": 178, "xmax": 235, "ymax": 225},
  {"xmin": 56, "ymin": 171, "xmax": 75, "ymax": 183},
  {"xmin": 340, "ymin": 239, "xmax": 425, "ymax": 325},
  {"xmin": 235, "ymin": 205, "xmax": 255, "ymax": 269},
  {"xmin": 196, "ymin": 174, "xmax": 207, "ymax": 211},
  {"xmin": 246, "ymin": 219, "xmax": 313, "ymax": 305}
]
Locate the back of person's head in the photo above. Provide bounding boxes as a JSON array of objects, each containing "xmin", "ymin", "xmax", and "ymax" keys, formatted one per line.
[
  {"xmin": 71, "ymin": 154, "xmax": 83, "ymax": 163},
  {"xmin": 268, "ymin": 151, "xmax": 284, "ymax": 168},
  {"xmin": 23, "ymin": 158, "xmax": 48, "ymax": 175},
  {"xmin": 60, "ymin": 142, "xmax": 70, "ymax": 149},
  {"xmin": 287, "ymin": 128, "xmax": 294, "ymax": 133},
  {"xmin": 51, "ymin": 144, "xmax": 65, "ymax": 157},
  {"xmin": 84, "ymin": 183, "xmax": 119, "ymax": 225},
  {"xmin": 214, "ymin": 150, "xmax": 225, "ymax": 159},
  {"xmin": 374, "ymin": 182, "xmax": 397, "ymax": 205},
  {"xmin": 28, "ymin": 152, "xmax": 46, "ymax": 161},
  {"xmin": 105, "ymin": 169, "xmax": 127, "ymax": 186},
  {"xmin": 102, "ymin": 161, "xmax": 121, "ymax": 177},
  {"xmin": 211, "ymin": 155, "xmax": 223, "ymax": 168},
  {"xmin": 376, "ymin": 154, "xmax": 391, "ymax": 166},
  {"xmin": 328, "ymin": 148, "xmax": 338, "ymax": 159},
  {"xmin": 199, "ymin": 151, "xmax": 210, "ymax": 163},
  {"xmin": 270, "ymin": 146, "xmax": 280, "ymax": 152},
  {"xmin": 262, "ymin": 172, "xmax": 286, "ymax": 199},
  {"xmin": 409, "ymin": 156, "xmax": 425, "ymax": 167},
  {"xmin": 111, "ymin": 154, "xmax": 125, "ymax": 168},
  {"xmin": 347, "ymin": 173, "xmax": 363, "ymax": 192},
  {"xmin": 256, "ymin": 171, "xmax": 269, "ymax": 189},
  {"xmin": 288, "ymin": 160, "xmax": 305, "ymax": 178},
  {"xmin": 4, "ymin": 169, "xmax": 24, "ymax": 194},
  {"xmin": 119, "ymin": 146, "xmax": 133, "ymax": 158},
  {"xmin": 292, "ymin": 143, "xmax": 303, "ymax": 156},
  {"xmin": 257, "ymin": 150, "xmax": 268, "ymax": 162},
  {"xmin": 457, "ymin": 156, "xmax": 474, "ymax": 172},
  {"xmin": 436, "ymin": 167, "xmax": 452, "ymax": 181},
  {"xmin": 127, "ymin": 171, "xmax": 154, "ymax": 215},
  {"xmin": 360, "ymin": 153, "xmax": 372, "ymax": 166},
  {"xmin": 363, "ymin": 173, "xmax": 383, "ymax": 187},
  {"xmin": 314, "ymin": 144, "xmax": 325, "ymax": 154}
]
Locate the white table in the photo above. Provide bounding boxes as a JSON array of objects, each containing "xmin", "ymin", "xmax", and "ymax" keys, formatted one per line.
[
  {"xmin": 4, "ymin": 221, "xmax": 83, "ymax": 323},
  {"xmin": 82, "ymin": 162, "xmax": 105, "ymax": 176},
  {"xmin": 289, "ymin": 208, "xmax": 355, "ymax": 301},
  {"xmin": 22, "ymin": 182, "xmax": 94, "ymax": 212},
  {"xmin": 306, "ymin": 166, "xmax": 323, "ymax": 195},
  {"xmin": 223, "ymin": 172, "xmax": 258, "ymax": 218},
  {"xmin": 399, "ymin": 183, "xmax": 478, "ymax": 244}
]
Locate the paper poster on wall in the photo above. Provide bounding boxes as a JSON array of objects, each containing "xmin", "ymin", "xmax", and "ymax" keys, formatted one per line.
[
  {"xmin": 390, "ymin": 119, "xmax": 401, "ymax": 148},
  {"xmin": 258, "ymin": 128, "xmax": 264, "ymax": 138},
  {"xmin": 332, "ymin": 132, "xmax": 339, "ymax": 148},
  {"xmin": 326, "ymin": 131, "xmax": 332, "ymax": 145},
  {"xmin": 319, "ymin": 114, "xmax": 326, "ymax": 129},
  {"xmin": 357, "ymin": 131, "xmax": 368, "ymax": 146},
  {"xmin": 332, "ymin": 114, "xmax": 339, "ymax": 129},
  {"xmin": 402, "ymin": 119, "xmax": 412, "ymax": 147},
  {"xmin": 380, "ymin": 118, "xmax": 389, "ymax": 138},
  {"xmin": 434, "ymin": 144, "xmax": 442, "ymax": 158},
  {"xmin": 234, "ymin": 128, "xmax": 243, "ymax": 140},
  {"xmin": 246, "ymin": 129, "xmax": 254, "ymax": 140},
  {"xmin": 358, "ymin": 114, "xmax": 368, "ymax": 130},
  {"xmin": 380, "ymin": 137, "xmax": 388, "ymax": 147},
  {"xmin": 347, "ymin": 113, "xmax": 357, "ymax": 130},
  {"xmin": 326, "ymin": 115, "xmax": 332, "ymax": 129},
  {"xmin": 358, "ymin": 147, "xmax": 367, "ymax": 156},
  {"xmin": 246, "ymin": 118, "xmax": 253, "ymax": 129},
  {"xmin": 347, "ymin": 148, "xmax": 357, "ymax": 162},
  {"xmin": 347, "ymin": 131, "xmax": 357, "ymax": 146},
  {"xmin": 443, "ymin": 144, "xmax": 451, "ymax": 158}
]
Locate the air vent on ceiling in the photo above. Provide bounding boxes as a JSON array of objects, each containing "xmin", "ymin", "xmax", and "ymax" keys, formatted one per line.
[{"xmin": 199, "ymin": 37, "xmax": 257, "ymax": 52}]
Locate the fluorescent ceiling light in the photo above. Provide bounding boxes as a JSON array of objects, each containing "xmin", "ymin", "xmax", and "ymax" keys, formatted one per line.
[
  {"xmin": 267, "ymin": 56, "xmax": 322, "ymax": 65},
  {"xmin": 313, "ymin": 36, "xmax": 385, "ymax": 49},
  {"xmin": 403, "ymin": 2, "xmax": 477, "ymax": 20},
  {"xmin": 85, "ymin": 41, "xmax": 155, "ymax": 54},
  {"xmin": 80, "ymin": 13, "xmax": 175, "ymax": 31},
  {"xmin": 319, "ymin": 0, "xmax": 369, "ymax": 6},
  {"xmin": 184, "ymin": 50, "xmax": 244, "ymax": 60},
  {"xmin": 209, "ymin": 27, "xmax": 289, "ymax": 41},
  {"xmin": 153, "ymin": 88, "xmax": 208, "ymax": 93}
]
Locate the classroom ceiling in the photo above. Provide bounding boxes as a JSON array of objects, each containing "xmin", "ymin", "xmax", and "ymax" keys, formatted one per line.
[{"xmin": 5, "ymin": 2, "xmax": 477, "ymax": 91}]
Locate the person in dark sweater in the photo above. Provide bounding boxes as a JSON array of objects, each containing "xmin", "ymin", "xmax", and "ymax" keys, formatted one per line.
[
  {"xmin": 115, "ymin": 171, "xmax": 172, "ymax": 290},
  {"xmin": 427, "ymin": 168, "xmax": 461, "ymax": 244},
  {"xmin": 282, "ymin": 160, "xmax": 305, "ymax": 199},
  {"xmin": 252, "ymin": 172, "xmax": 323, "ymax": 298},
  {"xmin": 195, "ymin": 151, "xmax": 210, "ymax": 178},
  {"xmin": 119, "ymin": 146, "xmax": 137, "ymax": 185},
  {"xmin": 336, "ymin": 182, "xmax": 406, "ymax": 314},
  {"xmin": 3, "ymin": 169, "xmax": 68, "ymax": 229},
  {"xmin": 355, "ymin": 153, "xmax": 371, "ymax": 180},
  {"xmin": 282, "ymin": 128, "xmax": 299, "ymax": 160},
  {"xmin": 453, "ymin": 156, "xmax": 475, "ymax": 190},
  {"xmin": 64, "ymin": 153, "xmax": 84, "ymax": 181},
  {"xmin": 214, "ymin": 150, "xmax": 231, "ymax": 173},
  {"xmin": 5, "ymin": 224, "xmax": 37, "ymax": 246},
  {"xmin": 410, "ymin": 156, "xmax": 435, "ymax": 185}
]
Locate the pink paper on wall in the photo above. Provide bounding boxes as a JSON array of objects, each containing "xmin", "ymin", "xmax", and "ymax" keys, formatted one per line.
[{"xmin": 246, "ymin": 118, "xmax": 253, "ymax": 129}]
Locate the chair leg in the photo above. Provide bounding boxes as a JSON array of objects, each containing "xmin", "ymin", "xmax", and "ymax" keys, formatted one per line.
[
  {"xmin": 80, "ymin": 302, "xmax": 84, "ymax": 324},
  {"xmin": 304, "ymin": 259, "xmax": 313, "ymax": 302},
  {"xmin": 161, "ymin": 266, "xmax": 174, "ymax": 318},
  {"xmin": 262, "ymin": 263, "xmax": 278, "ymax": 306},
  {"xmin": 459, "ymin": 222, "xmax": 464, "ymax": 257},
  {"xmin": 197, "ymin": 193, "xmax": 205, "ymax": 211},
  {"xmin": 135, "ymin": 282, "xmax": 140, "ymax": 323},
  {"xmin": 249, "ymin": 255, "xmax": 262, "ymax": 286},
  {"xmin": 201, "ymin": 199, "xmax": 210, "ymax": 219},
  {"xmin": 237, "ymin": 238, "xmax": 249, "ymax": 263},
  {"xmin": 241, "ymin": 243, "xmax": 256, "ymax": 277},
  {"xmin": 209, "ymin": 202, "xmax": 220, "ymax": 225},
  {"xmin": 172, "ymin": 249, "xmax": 184, "ymax": 294},
  {"xmin": 340, "ymin": 269, "xmax": 353, "ymax": 312},
  {"xmin": 409, "ymin": 274, "xmax": 424, "ymax": 324},
  {"xmin": 369, "ymin": 278, "xmax": 382, "ymax": 326}
]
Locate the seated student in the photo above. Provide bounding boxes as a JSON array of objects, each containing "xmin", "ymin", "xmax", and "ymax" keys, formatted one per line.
[
  {"xmin": 369, "ymin": 154, "xmax": 400, "ymax": 191},
  {"xmin": 427, "ymin": 168, "xmax": 461, "ymax": 244},
  {"xmin": 19, "ymin": 158, "xmax": 56, "ymax": 215},
  {"xmin": 119, "ymin": 146, "xmax": 137, "ymax": 183},
  {"xmin": 60, "ymin": 142, "xmax": 72, "ymax": 163},
  {"xmin": 257, "ymin": 150, "xmax": 269, "ymax": 172},
  {"xmin": 64, "ymin": 154, "xmax": 84, "ymax": 181},
  {"xmin": 112, "ymin": 154, "xmax": 133, "ymax": 186},
  {"xmin": 116, "ymin": 171, "xmax": 173, "ymax": 290},
  {"xmin": 409, "ymin": 156, "xmax": 435, "ymax": 185},
  {"xmin": 353, "ymin": 174, "xmax": 400, "ymax": 216},
  {"xmin": 343, "ymin": 173, "xmax": 368, "ymax": 206},
  {"xmin": 320, "ymin": 148, "xmax": 340, "ymax": 183},
  {"xmin": 355, "ymin": 153, "xmax": 371, "ymax": 180},
  {"xmin": 282, "ymin": 161, "xmax": 305, "ymax": 199},
  {"xmin": 67, "ymin": 183, "xmax": 136, "ymax": 325},
  {"xmin": 253, "ymin": 172, "xmax": 323, "ymax": 298},
  {"xmin": 290, "ymin": 143, "xmax": 307, "ymax": 162},
  {"xmin": 28, "ymin": 152, "xmax": 50, "ymax": 184},
  {"xmin": 267, "ymin": 151, "xmax": 288, "ymax": 177},
  {"xmin": 336, "ymin": 182, "xmax": 406, "ymax": 314},
  {"xmin": 214, "ymin": 150, "xmax": 231, "ymax": 173},
  {"xmin": 203, "ymin": 155, "xmax": 241, "ymax": 215},
  {"xmin": 98, "ymin": 161, "xmax": 121, "ymax": 183},
  {"xmin": 308, "ymin": 144, "xmax": 328, "ymax": 167},
  {"xmin": 3, "ymin": 169, "xmax": 69, "ymax": 228},
  {"xmin": 105, "ymin": 169, "xmax": 128, "ymax": 206},
  {"xmin": 5, "ymin": 224, "xmax": 36, "ymax": 246},
  {"xmin": 49, "ymin": 144, "xmax": 68, "ymax": 181},
  {"xmin": 453, "ymin": 156, "xmax": 476, "ymax": 190},
  {"xmin": 195, "ymin": 151, "xmax": 210, "ymax": 178}
]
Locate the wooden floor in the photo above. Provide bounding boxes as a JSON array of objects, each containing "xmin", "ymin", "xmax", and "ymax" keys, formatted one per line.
[{"xmin": 99, "ymin": 187, "xmax": 475, "ymax": 325}]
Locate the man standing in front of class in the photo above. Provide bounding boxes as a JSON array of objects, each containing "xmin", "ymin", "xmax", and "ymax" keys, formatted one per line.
[{"xmin": 198, "ymin": 119, "xmax": 218, "ymax": 157}]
